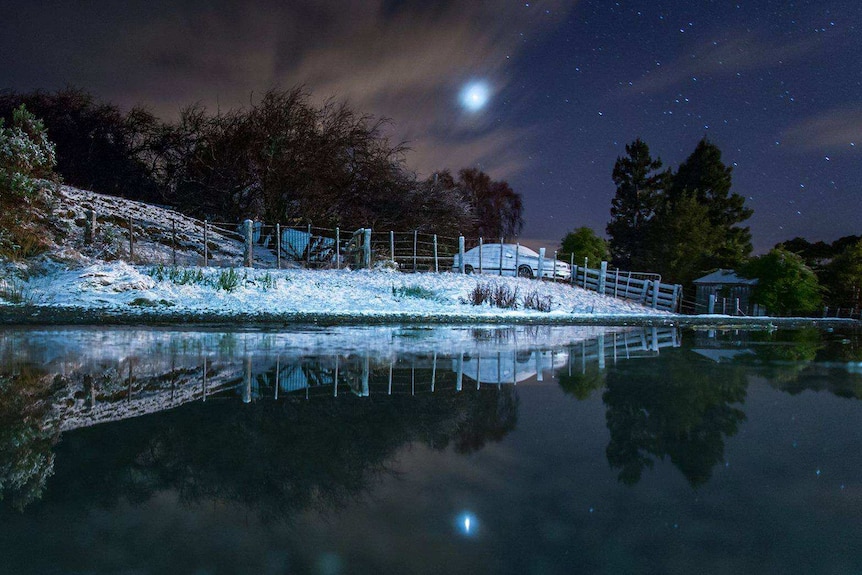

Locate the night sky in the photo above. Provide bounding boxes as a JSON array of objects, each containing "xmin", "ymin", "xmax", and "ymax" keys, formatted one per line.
[{"xmin": 2, "ymin": 0, "xmax": 860, "ymax": 251}]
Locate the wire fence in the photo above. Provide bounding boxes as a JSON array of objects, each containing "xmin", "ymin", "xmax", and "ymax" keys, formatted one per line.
[{"xmin": 80, "ymin": 206, "xmax": 683, "ymax": 311}]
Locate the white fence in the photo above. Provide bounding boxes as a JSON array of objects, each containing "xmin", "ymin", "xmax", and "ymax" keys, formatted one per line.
[{"xmin": 570, "ymin": 262, "xmax": 682, "ymax": 312}]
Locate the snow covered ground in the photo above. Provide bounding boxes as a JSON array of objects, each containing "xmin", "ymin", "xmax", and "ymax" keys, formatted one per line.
[
  {"xmin": 0, "ymin": 184, "xmax": 669, "ymax": 322},
  {"xmin": 7, "ymin": 260, "xmax": 666, "ymax": 321}
]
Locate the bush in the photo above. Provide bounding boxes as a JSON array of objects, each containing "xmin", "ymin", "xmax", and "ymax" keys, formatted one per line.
[
  {"xmin": 216, "ymin": 268, "xmax": 242, "ymax": 292},
  {"xmin": 0, "ymin": 105, "xmax": 57, "ymax": 262},
  {"xmin": 740, "ymin": 248, "xmax": 822, "ymax": 315},
  {"xmin": 492, "ymin": 284, "xmax": 518, "ymax": 309},
  {"xmin": 523, "ymin": 290, "xmax": 552, "ymax": 312},
  {"xmin": 0, "ymin": 105, "xmax": 56, "ymax": 199},
  {"xmin": 392, "ymin": 285, "xmax": 435, "ymax": 300},
  {"xmin": 466, "ymin": 282, "xmax": 493, "ymax": 306},
  {"xmin": 464, "ymin": 282, "xmax": 518, "ymax": 309}
]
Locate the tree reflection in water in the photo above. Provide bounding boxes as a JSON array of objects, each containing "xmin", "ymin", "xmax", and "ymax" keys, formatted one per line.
[
  {"xmin": 0, "ymin": 367, "xmax": 59, "ymax": 510},
  {"xmin": 0, "ymin": 331, "xmax": 529, "ymax": 514},
  {"xmin": 3, "ymin": 325, "xmax": 860, "ymax": 514},
  {"xmin": 49, "ymin": 387, "xmax": 518, "ymax": 521},
  {"xmin": 602, "ymin": 356, "xmax": 748, "ymax": 486}
]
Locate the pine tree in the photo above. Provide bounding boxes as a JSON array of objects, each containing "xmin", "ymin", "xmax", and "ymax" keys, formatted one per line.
[
  {"xmin": 670, "ymin": 138, "xmax": 752, "ymax": 269},
  {"xmin": 607, "ymin": 138, "xmax": 667, "ymax": 269},
  {"xmin": 646, "ymin": 191, "xmax": 721, "ymax": 286}
]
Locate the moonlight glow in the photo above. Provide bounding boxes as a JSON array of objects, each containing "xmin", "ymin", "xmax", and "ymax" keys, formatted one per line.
[{"xmin": 460, "ymin": 82, "xmax": 490, "ymax": 112}]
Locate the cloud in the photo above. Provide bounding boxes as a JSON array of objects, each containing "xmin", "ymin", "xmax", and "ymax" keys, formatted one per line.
[
  {"xmin": 625, "ymin": 34, "xmax": 824, "ymax": 95},
  {"xmin": 4, "ymin": 0, "xmax": 576, "ymax": 179},
  {"xmin": 782, "ymin": 106, "xmax": 862, "ymax": 151}
]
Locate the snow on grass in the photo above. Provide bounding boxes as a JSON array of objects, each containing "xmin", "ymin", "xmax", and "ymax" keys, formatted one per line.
[
  {"xmin": 0, "ymin": 184, "xmax": 668, "ymax": 321},
  {"xmin": 11, "ymin": 261, "xmax": 666, "ymax": 320}
]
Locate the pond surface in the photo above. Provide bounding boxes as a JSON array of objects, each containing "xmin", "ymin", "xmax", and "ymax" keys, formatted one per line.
[{"xmin": 1, "ymin": 324, "xmax": 861, "ymax": 574}]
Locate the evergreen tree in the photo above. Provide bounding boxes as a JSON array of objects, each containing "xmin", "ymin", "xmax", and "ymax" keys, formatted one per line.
[
  {"xmin": 560, "ymin": 226, "xmax": 609, "ymax": 267},
  {"xmin": 607, "ymin": 138, "xmax": 666, "ymax": 269},
  {"xmin": 670, "ymin": 138, "xmax": 752, "ymax": 268},
  {"xmin": 646, "ymin": 191, "xmax": 721, "ymax": 285}
]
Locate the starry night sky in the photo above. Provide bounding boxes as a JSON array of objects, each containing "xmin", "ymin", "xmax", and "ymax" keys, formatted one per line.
[{"xmin": 2, "ymin": 0, "xmax": 860, "ymax": 251}]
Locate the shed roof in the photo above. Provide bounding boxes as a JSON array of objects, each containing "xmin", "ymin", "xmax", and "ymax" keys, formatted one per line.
[{"xmin": 693, "ymin": 269, "xmax": 758, "ymax": 286}]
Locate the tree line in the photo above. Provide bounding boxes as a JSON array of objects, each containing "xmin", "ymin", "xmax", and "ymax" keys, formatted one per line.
[
  {"xmin": 561, "ymin": 137, "xmax": 860, "ymax": 315},
  {"xmin": 0, "ymin": 87, "xmax": 523, "ymax": 240}
]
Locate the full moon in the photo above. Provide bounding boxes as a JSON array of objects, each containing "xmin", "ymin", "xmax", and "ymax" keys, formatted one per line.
[{"xmin": 460, "ymin": 82, "xmax": 490, "ymax": 112}]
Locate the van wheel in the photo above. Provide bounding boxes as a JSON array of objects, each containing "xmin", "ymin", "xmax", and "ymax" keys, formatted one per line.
[
  {"xmin": 464, "ymin": 265, "xmax": 474, "ymax": 274},
  {"xmin": 517, "ymin": 265, "xmax": 533, "ymax": 279}
]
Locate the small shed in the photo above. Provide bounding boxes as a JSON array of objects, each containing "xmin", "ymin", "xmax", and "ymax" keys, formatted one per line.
[{"xmin": 693, "ymin": 269, "xmax": 762, "ymax": 315}]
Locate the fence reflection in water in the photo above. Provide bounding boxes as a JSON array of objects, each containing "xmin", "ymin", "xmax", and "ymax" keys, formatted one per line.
[{"xmin": 0, "ymin": 326, "xmax": 680, "ymax": 433}]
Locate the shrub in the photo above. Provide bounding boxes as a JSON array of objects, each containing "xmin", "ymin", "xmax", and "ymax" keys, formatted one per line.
[
  {"xmin": 0, "ymin": 105, "xmax": 57, "ymax": 263},
  {"xmin": 740, "ymin": 248, "xmax": 822, "ymax": 315},
  {"xmin": 216, "ymin": 268, "xmax": 242, "ymax": 292},
  {"xmin": 523, "ymin": 290, "xmax": 552, "ymax": 312},
  {"xmin": 392, "ymin": 285, "xmax": 435, "ymax": 300},
  {"xmin": 463, "ymin": 282, "xmax": 519, "ymax": 309},
  {"xmin": 0, "ymin": 105, "xmax": 56, "ymax": 199},
  {"xmin": 0, "ymin": 275, "xmax": 31, "ymax": 304},
  {"xmin": 492, "ymin": 284, "xmax": 518, "ymax": 309},
  {"xmin": 259, "ymin": 272, "xmax": 276, "ymax": 291},
  {"xmin": 465, "ymin": 282, "xmax": 493, "ymax": 306}
]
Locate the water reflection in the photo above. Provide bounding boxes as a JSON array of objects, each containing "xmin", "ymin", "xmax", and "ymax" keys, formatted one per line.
[
  {"xmin": 0, "ymin": 325, "xmax": 633, "ymax": 511},
  {"xmin": 1, "ymin": 324, "xmax": 861, "ymax": 514}
]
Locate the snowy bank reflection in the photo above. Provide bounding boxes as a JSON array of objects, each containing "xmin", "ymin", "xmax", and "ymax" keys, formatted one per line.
[{"xmin": 0, "ymin": 325, "xmax": 680, "ymax": 432}]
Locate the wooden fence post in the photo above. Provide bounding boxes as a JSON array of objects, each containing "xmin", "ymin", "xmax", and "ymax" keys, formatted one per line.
[
  {"xmin": 433, "ymin": 234, "xmax": 438, "ymax": 272},
  {"xmin": 363, "ymin": 228, "xmax": 371, "ymax": 269},
  {"xmin": 552, "ymin": 250, "xmax": 558, "ymax": 282},
  {"xmin": 413, "ymin": 229, "xmax": 418, "ymax": 272},
  {"xmin": 459, "ymin": 236, "xmax": 465, "ymax": 273},
  {"xmin": 652, "ymin": 280, "xmax": 660, "ymax": 309},
  {"xmin": 128, "ymin": 216, "xmax": 134, "ymax": 262},
  {"xmin": 171, "ymin": 221, "xmax": 177, "ymax": 266},
  {"xmin": 243, "ymin": 219, "xmax": 253, "ymax": 267},
  {"xmin": 203, "ymin": 220, "xmax": 208, "ymax": 267},
  {"xmin": 336, "ymin": 227, "xmax": 340, "ymax": 270},
  {"xmin": 479, "ymin": 237, "xmax": 484, "ymax": 274},
  {"xmin": 85, "ymin": 209, "xmax": 96, "ymax": 245},
  {"xmin": 276, "ymin": 223, "xmax": 281, "ymax": 269},
  {"xmin": 570, "ymin": 253, "xmax": 574, "ymax": 286},
  {"xmin": 307, "ymin": 223, "xmax": 312, "ymax": 267},
  {"xmin": 708, "ymin": 293, "xmax": 716, "ymax": 314},
  {"xmin": 598, "ymin": 261, "xmax": 607, "ymax": 294},
  {"xmin": 583, "ymin": 258, "xmax": 588, "ymax": 288},
  {"xmin": 537, "ymin": 248, "xmax": 545, "ymax": 279},
  {"xmin": 390, "ymin": 230, "xmax": 395, "ymax": 263},
  {"xmin": 673, "ymin": 284, "xmax": 682, "ymax": 312}
]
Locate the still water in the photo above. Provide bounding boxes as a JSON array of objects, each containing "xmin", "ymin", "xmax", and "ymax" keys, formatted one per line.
[{"xmin": 1, "ymin": 324, "xmax": 861, "ymax": 574}]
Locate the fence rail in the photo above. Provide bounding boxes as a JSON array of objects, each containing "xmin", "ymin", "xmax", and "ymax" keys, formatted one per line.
[
  {"xmin": 569, "ymin": 263, "xmax": 681, "ymax": 312},
  {"xmin": 80, "ymin": 205, "xmax": 682, "ymax": 311}
]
